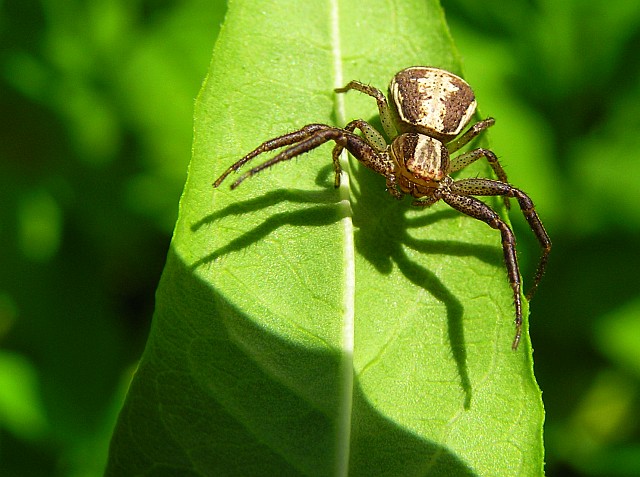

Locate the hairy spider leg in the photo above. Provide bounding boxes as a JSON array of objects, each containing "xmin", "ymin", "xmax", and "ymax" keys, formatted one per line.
[
  {"xmin": 220, "ymin": 126, "xmax": 393, "ymax": 191},
  {"xmin": 335, "ymin": 81, "xmax": 399, "ymax": 139},
  {"xmin": 437, "ymin": 189, "xmax": 524, "ymax": 350},
  {"xmin": 450, "ymin": 178, "xmax": 552, "ymax": 301},
  {"xmin": 446, "ymin": 118, "xmax": 495, "ymax": 153},
  {"xmin": 329, "ymin": 119, "xmax": 389, "ymax": 187},
  {"xmin": 450, "ymin": 147, "xmax": 511, "ymax": 209},
  {"xmin": 213, "ymin": 124, "xmax": 329, "ymax": 188},
  {"xmin": 340, "ymin": 119, "xmax": 388, "ymax": 152}
]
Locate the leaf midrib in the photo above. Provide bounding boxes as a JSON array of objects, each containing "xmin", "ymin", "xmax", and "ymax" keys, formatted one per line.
[{"xmin": 331, "ymin": 1, "xmax": 355, "ymax": 475}]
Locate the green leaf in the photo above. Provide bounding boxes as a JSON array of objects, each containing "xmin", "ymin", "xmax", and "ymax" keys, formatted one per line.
[{"xmin": 106, "ymin": 0, "xmax": 545, "ymax": 475}]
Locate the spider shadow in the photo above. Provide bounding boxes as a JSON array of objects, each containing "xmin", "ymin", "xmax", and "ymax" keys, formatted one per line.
[
  {"xmin": 350, "ymin": 164, "xmax": 502, "ymax": 408},
  {"xmin": 195, "ymin": 163, "xmax": 503, "ymax": 408},
  {"xmin": 191, "ymin": 184, "xmax": 341, "ymax": 267}
]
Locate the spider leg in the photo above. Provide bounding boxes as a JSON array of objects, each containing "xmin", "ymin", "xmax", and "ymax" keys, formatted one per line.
[
  {"xmin": 450, "ymin": 178, "xmax": 551, "ymax": 301},
  {"xmin": 446, "ymin": 118, "xmax": 495, "ymax": 153},
  {"xmin": 331, "ymin": 119, "xmax": 388, "ymax": 187},
  {"xmin": 438, "ymin": 190, "xmax": 524, "ymax": 350},
  {"xmin": 335, "ymin": 81, "xmax": 398, "ymax": 139},
  {"xmin": 331, "ymin": 122, "xmax": 400, "ymax": 199},
  {"xmin": 341, "ymin": 119, "xmax": 387, "ymax": 152},
  {"xmin": 228, "ymin": 127, "xmax": 391, "ymax": 191},
  {"xmin": 449, "ymin": 148, "xmax": 510, "ymax": 209},
  {"xmin": 213, "ymin": 123, "xmax": 329, "ymax": 187}
]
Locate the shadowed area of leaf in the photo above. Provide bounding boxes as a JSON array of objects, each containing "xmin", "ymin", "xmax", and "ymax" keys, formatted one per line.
[{"xmin": 107, "ymin": 247, "xmax": 480, "ymax": 476}]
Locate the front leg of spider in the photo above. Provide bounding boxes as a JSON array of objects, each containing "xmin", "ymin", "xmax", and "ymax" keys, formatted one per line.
[
  {"xmin": 213, "ymin": 124, "xmax": 389, "ymax": 191},
  {"xmin": 213, "ymin": 66, "xmax": 551, "ymax": 349},
  {"xmin": 438, "ymin": 188, "xmax": 524, "ymax": 349},
  {"xmin": 450, "ymin": 178, "xmax": 551, "ymax": 301}
]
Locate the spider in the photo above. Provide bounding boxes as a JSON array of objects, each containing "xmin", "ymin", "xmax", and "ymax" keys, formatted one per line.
[{"xmin": 213, "ymin": 66, "xmax": 551, "ymax": 350}]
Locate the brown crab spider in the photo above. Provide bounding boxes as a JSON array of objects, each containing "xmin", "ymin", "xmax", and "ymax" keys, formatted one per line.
[{"xmin": 214, "ymin": 66, "xmax": 551, "ymax": 350}]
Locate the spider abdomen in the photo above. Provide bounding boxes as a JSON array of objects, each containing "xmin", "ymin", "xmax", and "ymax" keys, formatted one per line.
[{"xmin": 389, "ymin": 66, "xmax": 477, "ymax": 140}]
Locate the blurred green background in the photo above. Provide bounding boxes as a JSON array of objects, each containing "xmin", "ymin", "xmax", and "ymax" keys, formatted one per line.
[{"xmin": 1, "ymin": 0, "xmax": 639, "ymax": 476}]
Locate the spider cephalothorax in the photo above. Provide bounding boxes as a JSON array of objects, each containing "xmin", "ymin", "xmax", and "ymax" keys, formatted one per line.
[{"xmin": 214, "ymin": 66, "xmax": 551, "ymax": 350}]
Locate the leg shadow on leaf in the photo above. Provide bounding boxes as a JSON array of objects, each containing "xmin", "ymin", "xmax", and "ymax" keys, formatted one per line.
[{"xmin": 351, "ymin": 163, "xmax": 505, "ymax": 409}]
